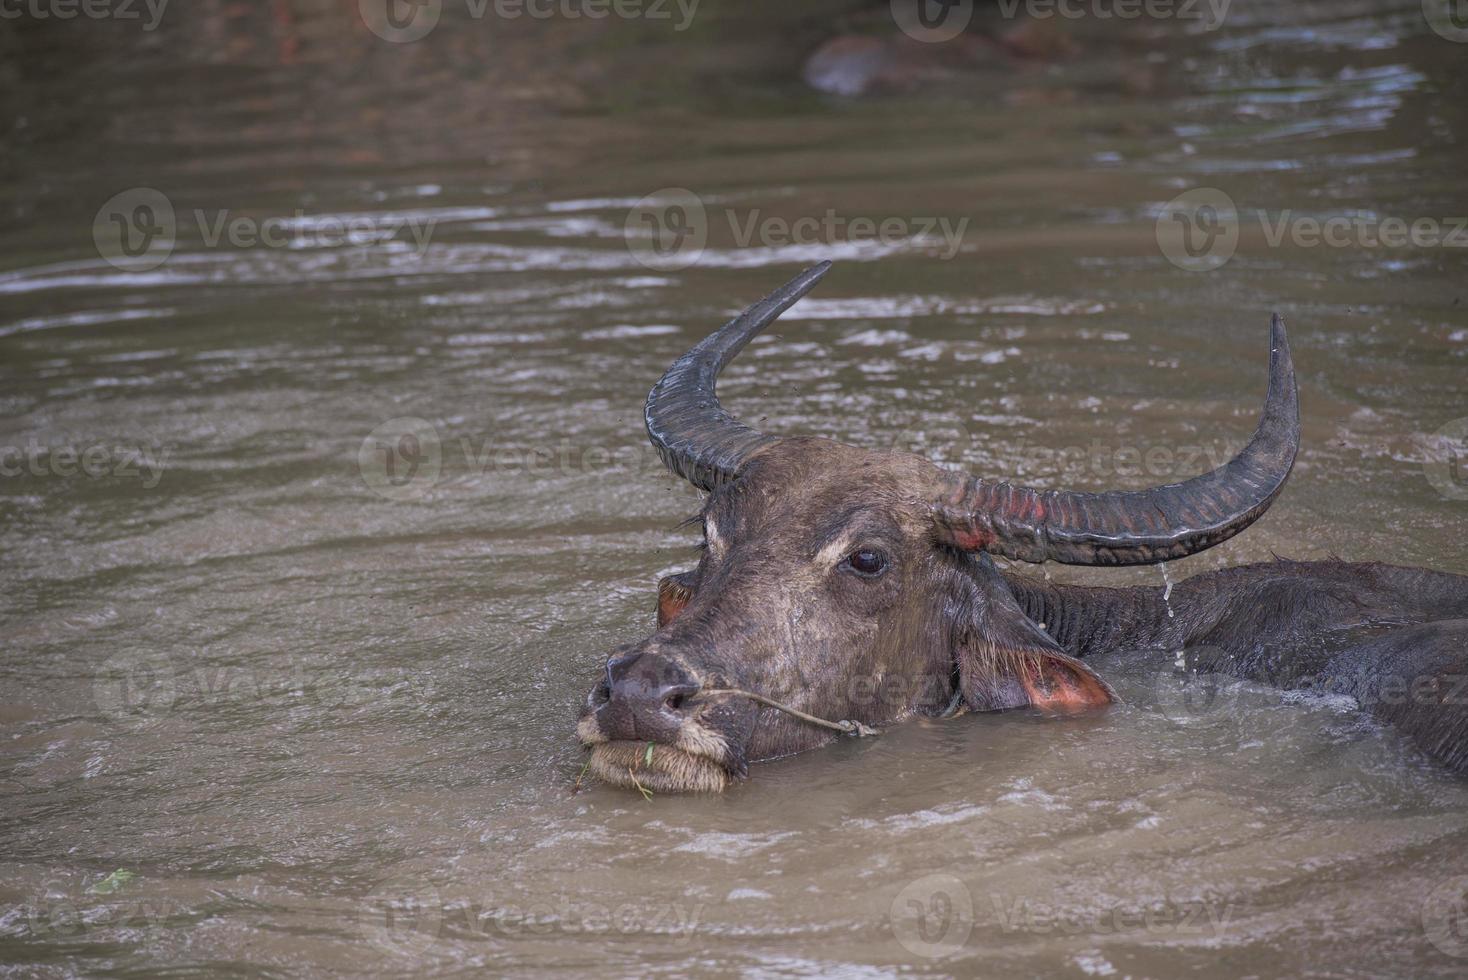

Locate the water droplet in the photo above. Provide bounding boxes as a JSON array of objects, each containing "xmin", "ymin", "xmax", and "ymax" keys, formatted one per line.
[{"xmin": 1158, "ymin": 563, "xmax": 1186, "ymax": 668}]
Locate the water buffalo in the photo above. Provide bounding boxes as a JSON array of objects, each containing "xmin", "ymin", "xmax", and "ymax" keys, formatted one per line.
[{"xmin": 577, "ymin": 262, "xmax": 1468, "ymax": 792}]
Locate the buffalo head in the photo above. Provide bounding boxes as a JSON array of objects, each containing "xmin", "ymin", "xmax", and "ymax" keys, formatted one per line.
[{"xmin": 577, "ymin": 262, "xmax": 1299, "ymax": 792}]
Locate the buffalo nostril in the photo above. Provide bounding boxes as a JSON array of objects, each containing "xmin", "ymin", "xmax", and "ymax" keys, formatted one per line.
[
  {"xmin": 662, "ymin": 681, "xmax": 699, "ymax": 715},
  {"xmin": 598, "ymin": 653, "xmax": 700, "ymax": 740}
]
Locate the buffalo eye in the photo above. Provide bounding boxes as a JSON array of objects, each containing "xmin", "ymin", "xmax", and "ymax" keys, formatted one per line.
[{"xmin": 843, "ymin": 549, "xmax": 889, "ymax": 578}]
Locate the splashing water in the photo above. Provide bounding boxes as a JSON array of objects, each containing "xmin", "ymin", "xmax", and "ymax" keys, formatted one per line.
[
  {"xmin": 1158, "ymin": 563, "xmax": 1188, "ymax": 668},
  {"xmin": 1158, "ymin": 562, "xmax": 1176, "ymax": 619}
]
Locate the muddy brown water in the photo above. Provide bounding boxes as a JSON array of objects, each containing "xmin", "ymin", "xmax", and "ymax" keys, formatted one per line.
[{"xmin": 2, "ymin": 1, "xmax": 1467, "ymax": 976}]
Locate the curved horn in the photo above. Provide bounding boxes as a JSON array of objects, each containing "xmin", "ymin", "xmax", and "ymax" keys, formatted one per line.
[
  {"xmin": 932, "ymin": 315, "xmax": 1300, "ymax": 566},
  {"xmin": 645, "ymin": 262, "xmax": 832, "ymax": 491}
]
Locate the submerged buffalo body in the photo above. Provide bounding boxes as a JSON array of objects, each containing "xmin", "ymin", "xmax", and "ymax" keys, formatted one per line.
[{"xmin": 577, "ymin": 262, "xmax": 1468, "ymax": 792}]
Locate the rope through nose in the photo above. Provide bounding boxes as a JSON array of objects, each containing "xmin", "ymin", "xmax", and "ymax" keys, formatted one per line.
[{"xmin": 698, "ymin": 688, "xmax": 880, "ymax": 738}]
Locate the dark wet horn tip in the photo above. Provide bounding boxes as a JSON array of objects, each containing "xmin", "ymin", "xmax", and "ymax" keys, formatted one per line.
[
  {"xmin": 933, "ymin": 313, "xmax": 1301, "ymax": 566},
  {"xmin": 644, "ymin": 262, "xmax": 834, "ymax": 491}
]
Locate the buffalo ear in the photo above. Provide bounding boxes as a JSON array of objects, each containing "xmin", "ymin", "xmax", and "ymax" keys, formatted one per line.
[
  {"xmin": 656, "ymin": 571, "xmax": 695, "ymax": 628},
  {"xmin": 955, "ymin": 556, "xmax": 1115, "ymax": 714},
  {"xmin": 958, "ymin": 639, "xmax": 1115, "ymax": 714}
]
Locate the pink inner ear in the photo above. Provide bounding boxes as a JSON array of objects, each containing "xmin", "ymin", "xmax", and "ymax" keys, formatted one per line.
[
  {"xmin": 657, "ymin": 578, "xmax": 693, "ymax": 628},
  {"xmin": 1018, "ymin": 657, "xmax": 1114, "ymax": 713}
]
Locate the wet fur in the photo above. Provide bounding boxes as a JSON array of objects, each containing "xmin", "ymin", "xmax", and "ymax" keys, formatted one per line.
[
  {"xmin": 580, "ymin": 438, "xmax": 1468, "ymax": 789},
  {"xmin": 1004, "ymin": 560, "xmax": 1468, "ymax": 772}
]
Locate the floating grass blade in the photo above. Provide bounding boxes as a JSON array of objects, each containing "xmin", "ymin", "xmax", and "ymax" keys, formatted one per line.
[{"xmin": 88, "ymin": 869, "xmax": 137, "ymax": 895}]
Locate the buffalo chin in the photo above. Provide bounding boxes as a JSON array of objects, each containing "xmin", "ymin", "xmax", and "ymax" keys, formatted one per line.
[{"xmin": 586, "ymin": 741, "xmax": 730, "ymax": 794}]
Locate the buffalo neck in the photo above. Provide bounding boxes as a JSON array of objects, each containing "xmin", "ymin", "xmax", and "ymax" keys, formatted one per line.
[{"xmin": 999, "ymin": 571, "xmax": 1173, "ymax": 659}]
